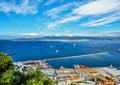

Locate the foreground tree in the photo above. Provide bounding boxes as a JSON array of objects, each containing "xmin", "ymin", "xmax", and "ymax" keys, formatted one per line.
[
  {"xmin": 0, "ymin": 52, "xmax": 53, "ymax": 85},
  {"xmin": 0, "ymin": 52, "xmax": 13, "ymax": 73},
  {"xmin": 25, "ymin": 69, "xmax": 53, "ymax": 85},
  {"xmin": 0, "ymin": 52, "xmax": 26, "ymax": 85}
]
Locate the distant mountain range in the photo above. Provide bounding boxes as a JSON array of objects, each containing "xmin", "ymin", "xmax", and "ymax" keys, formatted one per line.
[
  {"xmin": 14, "ymin": 36, "xmax": 120, "ymax": 41},
  {"xmin": 1, "ymin": 32, "xmax": 120, "ymax": 41}
]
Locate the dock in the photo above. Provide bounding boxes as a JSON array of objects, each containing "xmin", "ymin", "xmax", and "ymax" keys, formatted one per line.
[{"xmin": 44, "ymin": 52, "xmax": 108, "ymax": 61}]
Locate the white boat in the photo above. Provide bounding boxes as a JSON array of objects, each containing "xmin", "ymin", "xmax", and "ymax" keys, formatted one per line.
[
  {"xmin": 50, "ymin": 45, "xmax": 55, "ymax": 48},
  {"xmin": 50, "ymin": 46, "xmax": 53, "ymax": 48},
  {"xmin": 56, "ymin": 49, "xmax": 59, "ymax": 53},
  {"xmin": 73, "ymin": 44, "xmax": 76, "ymax": 47}
]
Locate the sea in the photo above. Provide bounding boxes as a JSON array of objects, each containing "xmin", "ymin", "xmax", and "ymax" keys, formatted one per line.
[{"xmin": 0, "ymin": 40, "xmax": 120, "ymax": 69}]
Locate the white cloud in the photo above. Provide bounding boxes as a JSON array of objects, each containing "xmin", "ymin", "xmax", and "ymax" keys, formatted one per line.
[
  {"xmin": 44, "ymin": 0, "xmax": 57, "ymax": 6},
  {"xmin": 0, "ymin": 0, "xmax": 41, "ymax": 14},
  {"xmin": 44, "ymin": 2, "xmax": 81, "ymax": 18},
  {"xmin": 47, "ymin": 0, "xmax": 120, "ymax": 28},
  {"xmin": 20, "ymin": 33, "xmax": 40, "ymax": 36},
  {"xmin": 46, "ymin": 16, "xmax": 81, "ymax": 29},
  {"xmin": 44, "ymin": 0, "xmax": 65, "ymax": 6},
  {"xmin": 72, "ymin": 0, "xmax": 120, "ymax": 15},
  {"xmin": 47, "ymin": 23, "xmax": 56, "ymax": 29},
  {"xmin": 81, "ymin": 14, "xmax": 120, "ymax": 27},
  {"xmin": 59, "ymin": 16, "xmax": 81, "ymax": 23},
  {"xmin": 0, "ymin": 33, "xmax": 41, "ymax": 39}
]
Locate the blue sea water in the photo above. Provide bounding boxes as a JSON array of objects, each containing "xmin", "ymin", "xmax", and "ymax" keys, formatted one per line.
[{"xmin": 0, "ymin": 40, "xmax": 120, "ymax": 69}]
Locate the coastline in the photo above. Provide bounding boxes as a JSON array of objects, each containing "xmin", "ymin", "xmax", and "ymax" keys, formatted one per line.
[{"xmin": 14, "ymin": 59, "xmax": 120, "ymax": 85}]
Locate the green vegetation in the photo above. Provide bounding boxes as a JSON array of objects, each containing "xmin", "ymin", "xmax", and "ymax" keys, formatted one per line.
[
  {"xmin": 105, "ymin": 76, "xmax": 112, "ymax": 80},
  {"xmin": 70, "ymin": 83, "xmax": 76, "ymax": 85},
  {"xmin": 0, "ymin": 52, "xmax": 53, "ymax": 85},
  {"xmin": 96, "ymin": 77, "xmax": 102, "ymax": 81}
]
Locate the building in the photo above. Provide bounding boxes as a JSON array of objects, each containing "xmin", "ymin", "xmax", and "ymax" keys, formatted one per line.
[
  {"xmin": 102, "ymin": 80, "xmax": 114, "ymax": 85},
  {"xmin": 58, "ymin": 81, "xmax": 67, "ymax": 85},
  {"xmin": 22, "ymin": 60, "xmax": 51, "ymax": 70},
  {"xmin": 95, "ymin": 68, "xmax": 111, "ymax": 78},
  {"xmin": 74, "ymin": 65, "xmax": 99, "ymax": 81},
  {"xmin": 56, "ymin": 66, "xmax": 80, "ymax": 84},
  {"xmin": 40, "ymin": 68, "xmax": 55, "ymax": 79},
  {"xmin": 56, "ymin": 67, "xmax": 78, "ymax": 79},
  {"xmin": 14, "ymin": 62, "xmax": 26, "ymax": 73},
  {"xmin": 66, "ymin": 76, "xmax": 80, "ymax": 84},
  {"xmin": 101, "ymin": 67, "xmax": 120, "ymax": 77}
]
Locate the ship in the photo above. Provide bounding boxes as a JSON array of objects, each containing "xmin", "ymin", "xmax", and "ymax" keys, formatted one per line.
[
  {"xmin": 73, "ymin": 44, "xmax": 76, "ymax": 47},
  {"xmin": 118, "ymin": 49, "xmax": 120, "ymax": 52}
]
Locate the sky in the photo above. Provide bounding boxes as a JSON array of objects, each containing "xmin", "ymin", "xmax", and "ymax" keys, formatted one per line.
[{"xmin": 0, "ymin": 0, "xmax": 120, "ymax": 37}]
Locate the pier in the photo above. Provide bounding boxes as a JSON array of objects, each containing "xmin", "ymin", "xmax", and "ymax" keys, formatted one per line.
[{"xmin": 44, "ymin": 52, "xmax": 108, "ymax": 61}]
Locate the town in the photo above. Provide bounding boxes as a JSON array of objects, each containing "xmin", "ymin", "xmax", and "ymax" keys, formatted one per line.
[{"xmin": 14, "ymin": 60, "xmax": 120, "ymax": 85}]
